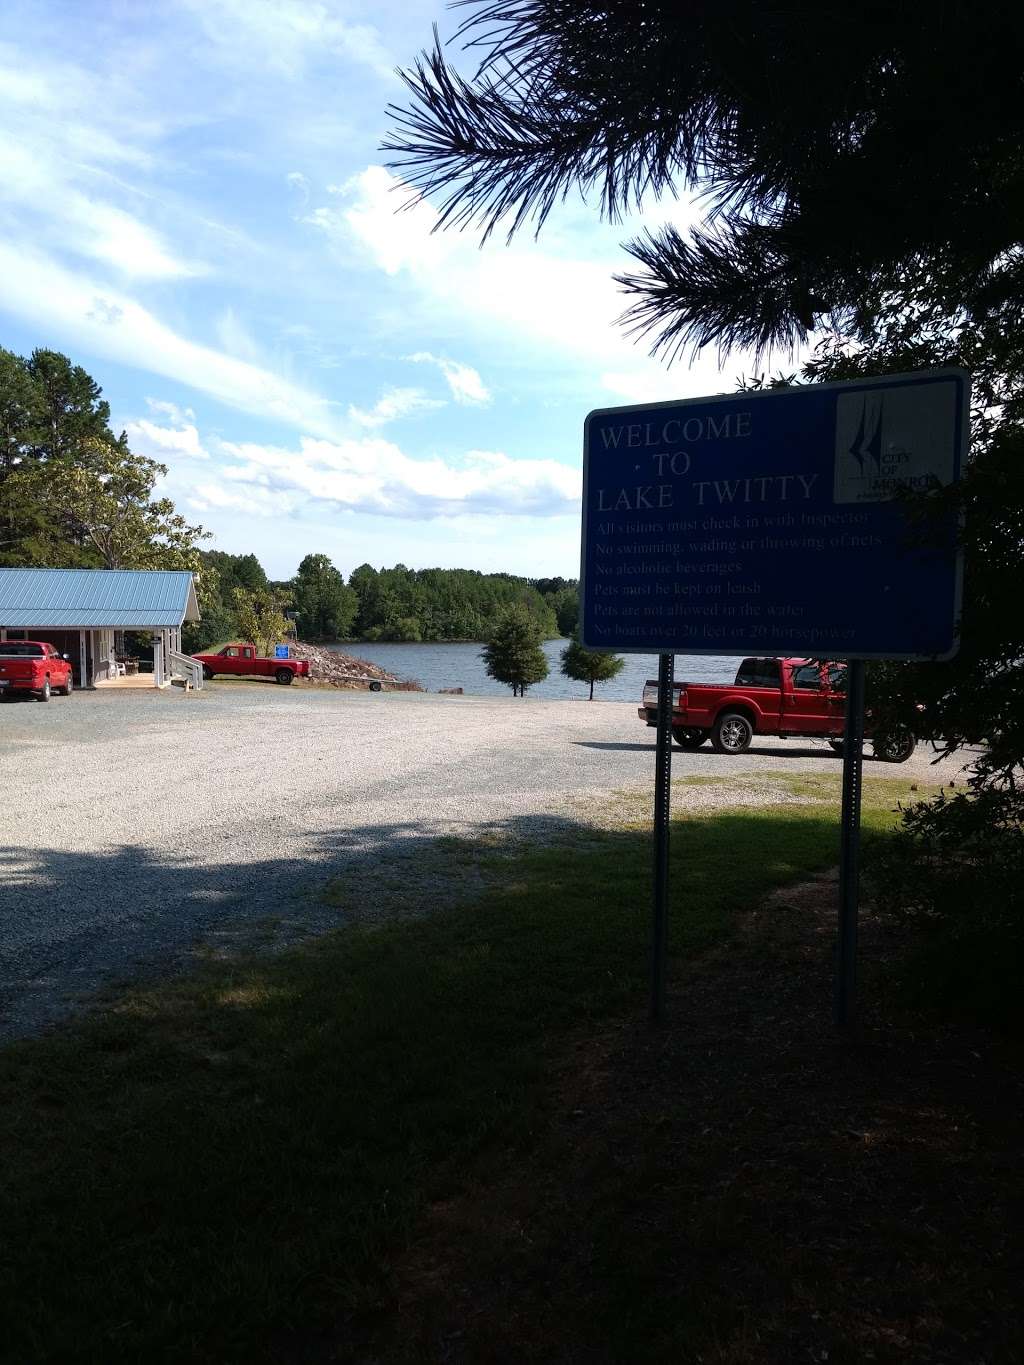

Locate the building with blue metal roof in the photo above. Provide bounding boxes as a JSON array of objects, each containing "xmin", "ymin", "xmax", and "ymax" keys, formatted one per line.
[{"xmin": 0, "ymin": 568, "xmax": 200, "ymax": 688}]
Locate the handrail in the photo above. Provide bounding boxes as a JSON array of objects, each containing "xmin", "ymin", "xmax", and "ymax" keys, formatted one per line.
[{"xmin": 168, "ymin": 650, "xmax": 204, "ymax": 691}]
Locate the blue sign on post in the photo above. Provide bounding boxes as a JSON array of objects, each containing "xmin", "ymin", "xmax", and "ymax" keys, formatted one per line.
[
  {"xmin": 581, "ymin": 369, "xmax": 968, "ymax": 661},
  {"xmin": 274, "ymin": 645, "xmax": 289, "ymax": 659}
]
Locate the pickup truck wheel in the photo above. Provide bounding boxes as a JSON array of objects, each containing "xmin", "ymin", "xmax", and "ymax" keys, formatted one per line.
[
  {"xmin": 202, "ymin": 666, "xmax": 214, "ymax": 681},
  {"xmin": 38, "ymin": 678, "xmax": 51, "ymax": 703},
  {"xmin": 872, "ymin": 729, "xmax": 915, "ymax": 763},
  {"xmin": 673, "ymin": 727, "xmax": 708, "ymax": 750},
  {"xmin": 275, "ymin": 667, "xmax": 294, "ymax": 685},
  {"xmin": 58, "ymin": 674, "xmax": 73, "ymax": 696},
  {"xmin": 712, "ymin": 711, "xmax": 753, "ymax": 754}
]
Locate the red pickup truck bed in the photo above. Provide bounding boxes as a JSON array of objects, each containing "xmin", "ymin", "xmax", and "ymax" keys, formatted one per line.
[{"xmin": 638, "ymin": 657, "xmax": 914, "ymax": 762}]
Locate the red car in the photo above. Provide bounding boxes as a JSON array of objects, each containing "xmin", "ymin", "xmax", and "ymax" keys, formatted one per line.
[
  {"xmin": 638, "ymin": 656, "xmax": 915, "ymax": 762},
  {"xmin": 0, "ymin": 641, "xmax": 75, "ymax": 701},
  {"xmin": 191, "ymin": 643, "xmax": 311, "ymax": 685}
]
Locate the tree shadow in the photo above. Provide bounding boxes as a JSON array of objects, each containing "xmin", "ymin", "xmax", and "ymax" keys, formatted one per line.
[
  {"xmin": 0, "ymin": 803, "xmax": 1013, "ymax": 1365},
  {"xmin": 0, "ymin": 804, "xmax": 849, "ymax": 1359},
  {"xmin": 0, "ymin": 810, "xmax": 634, "ymax": 1040}
]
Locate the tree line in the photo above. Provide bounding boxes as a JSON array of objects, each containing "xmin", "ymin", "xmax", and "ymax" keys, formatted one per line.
[{"xmin": 188, "ymin": 552, "xmax": 579, "ymax": 653}]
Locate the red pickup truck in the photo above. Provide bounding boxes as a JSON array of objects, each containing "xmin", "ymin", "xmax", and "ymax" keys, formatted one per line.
[
  {"xmin": 638, "ymin": 656, "xmax": 915, "ymax": 762},
  {"xmin": 0, "ymin": 641, "xmax": 74, "ymax": 701},
  {"xmin": 192, "ymin": 643, "xmax": 311, "ymax": 685}
]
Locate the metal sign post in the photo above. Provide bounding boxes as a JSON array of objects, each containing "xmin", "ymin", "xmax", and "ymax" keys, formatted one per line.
[
  {"xmin": 835, "ymin": 660, "xmax": 867, "ymax": 1028},
  {"xmin": 651, "ymin": 652, "xmax": 674, "ymax": 1024}
]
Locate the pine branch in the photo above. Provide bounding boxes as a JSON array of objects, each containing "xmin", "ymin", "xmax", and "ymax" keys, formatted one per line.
[
  {"xmin": 385, "ymin": 1, "xmax": 1024, "ymax": 352},
  {"xmin": 615, "ymin": 218, "xmax": 826, "ymax": 361}
]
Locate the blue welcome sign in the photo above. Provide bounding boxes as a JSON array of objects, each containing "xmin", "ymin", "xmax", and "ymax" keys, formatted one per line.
[
  {"xmin": 580, "ymin": 369, "xmax": 968, "ymax": 660},
  {"xmin": 274, "ymin": 645, "xmax": 289, "ymax": 659}
]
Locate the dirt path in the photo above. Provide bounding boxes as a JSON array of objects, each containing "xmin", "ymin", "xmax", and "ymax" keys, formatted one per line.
[{"xmin": 363, "ymin": 875, "xmax": 1023, "ymax": 1364}]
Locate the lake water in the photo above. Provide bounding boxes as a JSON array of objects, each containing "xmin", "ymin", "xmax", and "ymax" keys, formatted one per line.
[{"xmin": 328, "ymin": 640, "xmax": 743, "ymax": 702}]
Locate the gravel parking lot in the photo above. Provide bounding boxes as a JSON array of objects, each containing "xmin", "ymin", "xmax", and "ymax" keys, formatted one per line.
[{"xmin": 1, "ymin": 684, "xmax": 956, "ymax": 1038}]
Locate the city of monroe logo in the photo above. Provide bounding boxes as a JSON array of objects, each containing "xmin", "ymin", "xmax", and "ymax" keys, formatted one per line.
[{"xmin": 834, "ymin": 383, "xmax": 958, "ymax": 504}]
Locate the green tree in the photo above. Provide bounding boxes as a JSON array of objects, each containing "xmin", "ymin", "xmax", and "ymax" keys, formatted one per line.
[
  {"xmin": 293, "ymin": 553, "xmax": 358, "ymax": 639},
  {"xmin": 549, "ymin": 586, "xmax": 579, "ymax": 637},
  {"xmin": 0, "ymin": 349, "xmax": 81, "ymax": 563},
  {"xmin": 481, "ymin": 604, "xmax": 549, "ymax": 696},
  {"xmin": 205, "ymin": 551, "xmax": 268, "ymax": 595},
  {"xmin": 25, "ymin": 348, "xmax": 115, "ymax": 463},
  {"xmin": 15, "ymin": 438, "xmax": 209, "ymax": 571},
  {"xmin": 560, "ymin": 633, "xmax": 625, "ymax": 701},
  {"xmin": 0, "ymin": 347, "xmax": 210, "ymax": 578},
  {"xmin": 348, "ymin": 562, "xmax": 560, "ymax": 641},
  {"xmin": 233, "ymin": 587, "xmax": 291, "ymax": 658},
  {"xmin": 184, "ymin": 551, "xmax": 271, "ymax": 652},
  {"xmin": 0, "ymin": 348, "xmax": 44, "ymax": 482},
  {"xmin": 182, "ymin": 595, "xmax": 235, "ymax": 655}
]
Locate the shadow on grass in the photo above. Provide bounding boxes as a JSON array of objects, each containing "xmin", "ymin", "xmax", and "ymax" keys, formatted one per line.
[{"xmin": 0, "ymin": 801, "xmax": 882, "ymax": 1364}]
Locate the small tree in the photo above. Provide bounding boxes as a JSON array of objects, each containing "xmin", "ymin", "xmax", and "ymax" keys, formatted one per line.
[
  {"xmin": 560, "ymin": 634, "xmax": 625, "ymax": 700},
  {"xmin": 233, "ymin": 587, "xmax": 290, "ymax": 657},
  {"xmin": 481, "ymin": 604, "xmax": 549, "ymax": 696}
]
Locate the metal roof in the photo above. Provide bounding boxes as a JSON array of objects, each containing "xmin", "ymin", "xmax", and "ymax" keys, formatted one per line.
[{"xmin": 0, "ymin": 568, "xmax": 200, "ymax": 629}]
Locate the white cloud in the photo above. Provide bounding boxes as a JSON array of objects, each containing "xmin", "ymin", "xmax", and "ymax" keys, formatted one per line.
[
  {"xmin": 177, "ymin": 0, "xmax": 395, "ymax": 81},
  {"xmin": 215, "ymin": 307, "xmax": 262, "ymax": 363},
  {"xmin": 146, "ymin": 397, "xmax": 196, "ymax": 423},
  {"xmin": 408, "ymin": 352, "xmax": 491, "ymax": 405},
  {"xmin": 348, "ymin": 386, "xmax": 445, "ymax": 429},
  {"xmin": 0, "ymin": 104, "xmax": 203, "ymax": 281},
  {"xmin": 125, "ymin": 418, "xmax": 209, "ymax": 460},
  {"xmin": 71, "ymin": 198, "xmax": 203, "ymax": 280},
  {"xmin": 597, "ymin": 370, "xmax": 733, "ymax": 405},
  {"xmin": 189, "ymin": 481, "xmax": 295, "ymax": 518},
  {"xmin": 310, "ymin": 166, "xmax": 761, "ymax": 398},
  {"xmin": 0, "ymin": 242, "xmax": 340, "ymax": 437},
  {"xmin": 286, "ymin": 170, "xmax": 310, "ymax": 205},
  {"xmin": 321, "ymin": 167, "xmax": 622, "ymax": 356},
  {"xmin": 202, "ymin": 433, "xmax": 580, "ymax": 520}
]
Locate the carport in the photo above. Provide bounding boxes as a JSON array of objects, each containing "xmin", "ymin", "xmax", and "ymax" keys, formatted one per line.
[{"xmin": 0, "ymin": 568, "xmax": 201, "ymax": 688}]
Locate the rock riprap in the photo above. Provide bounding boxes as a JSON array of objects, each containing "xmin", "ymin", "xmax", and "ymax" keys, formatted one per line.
[{"xmin": 291, "ymin": 641, "xmax": 412, "ymax": 689}]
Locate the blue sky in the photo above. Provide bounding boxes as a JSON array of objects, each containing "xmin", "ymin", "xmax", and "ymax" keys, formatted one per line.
[{"xmin": 0, "ymin": 0, "xmax": 757, "ymax": 579}]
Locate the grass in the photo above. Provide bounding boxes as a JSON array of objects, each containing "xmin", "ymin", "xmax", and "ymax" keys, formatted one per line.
[{"xmin": 0, "ymin": 777, "xmax": 922, "ymax": 1363}]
